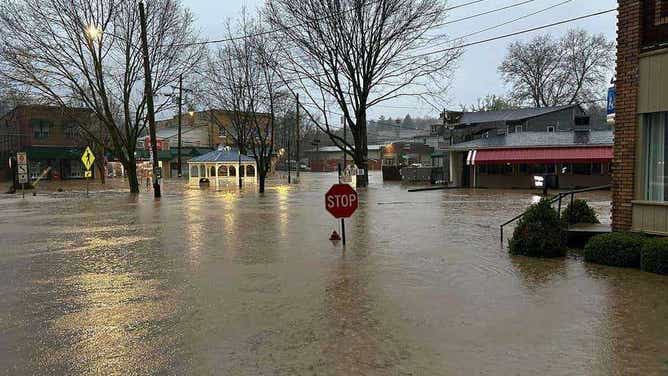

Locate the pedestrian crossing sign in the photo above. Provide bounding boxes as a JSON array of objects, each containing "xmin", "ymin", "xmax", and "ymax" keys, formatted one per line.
[{"xmin": 81, "ymin": 146, "xmax": 95, "ymax": 170}]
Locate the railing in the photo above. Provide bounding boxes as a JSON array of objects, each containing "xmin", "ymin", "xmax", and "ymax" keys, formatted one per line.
[{"xmin": 499, "ymin": 185, "xmax": 611, "ymax": 244}]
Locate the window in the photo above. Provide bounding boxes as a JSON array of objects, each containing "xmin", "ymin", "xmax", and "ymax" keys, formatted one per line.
[
  {"xmin": 199, "ymin": 165, "xmax": 206, "ymax": 177},
  {"xmin": 573, "ymin": 163, "xmax": 592, "ymax": 175},
  {"xmin": 479, "ymin": 164, "xmax": 513, "ymax": 175},
  {"xmin": 591, "ymin": 163, "xmax": 603, "ymax": 175},
  {"xmin": 210, "ymin": 166, "xmax": 216, "ymax": 177},
  {"xmin": 239, "ymin": 165, "xmax": 245, "ymax": 177},
  {"xmin": 515, "ymin": 125, "xmax": 523, "ymax": 133},
  {"xmin": 190, "ymin": 165, "xmax": 199, "ymax": 177},
  {"xmin": 644, "ymin": 112, "xmax": 668, "ymax": 201},
  {"xmin": 547, "ymin": 126, "xmax": 555, "ymax": 133},
  {"xmin": 229, "ymin": 166, "xmax": 236, "ymax": 177},
  {"xmin": 64, "ymin": 124, "xmax": 77, "ymax": 139},
  {"xmin": 32, "ymin": 119, "xmax": 51, "ymax": 139},
  {"xmin": 246, "ymin": 165, "xmax": 255, "ymax": 177}
]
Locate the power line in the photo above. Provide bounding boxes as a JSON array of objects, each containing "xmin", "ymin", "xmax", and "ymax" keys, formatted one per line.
[
  {"xmin": 418, "ymin": 0, "xmax": 575, "ymax": 53},
  {"xmin": 409, "ymin": 8, "xmax": 617, "ymax": 60},
  {"xmin": 427, "ymin": 0, "xmax": 537, "ymax": 31}
]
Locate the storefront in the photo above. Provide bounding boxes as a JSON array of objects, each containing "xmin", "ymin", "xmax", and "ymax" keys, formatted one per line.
[
  {"xmin": 448, "ymin": 131, "xmax": 613, "ymax": 189},
  {"xmin": 25, "ymin": 146, "xmax": 88, "ymax": 180}
]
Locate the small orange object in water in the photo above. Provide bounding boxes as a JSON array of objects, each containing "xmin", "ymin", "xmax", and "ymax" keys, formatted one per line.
[{"xmin": 329, "ymin": 230, "xmax": 341, "ymax": 241}]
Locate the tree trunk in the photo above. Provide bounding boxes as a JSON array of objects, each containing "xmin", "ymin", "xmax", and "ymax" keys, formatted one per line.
[
  {"xmin": 96, "ymin": 160, "xmax": 106, "ymax": 185},
  {"xmin": 354, "ymin": 113, "xmax": 369, "ymax": 187},
  {"xmin": 124, "ymin": 159, "xmax": 140, "ymax": 193},
  {"xmin": 259, "ymin": 172, "xmax": 266, "ymax": 193}
]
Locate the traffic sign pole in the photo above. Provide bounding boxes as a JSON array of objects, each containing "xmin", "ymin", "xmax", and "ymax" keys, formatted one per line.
[
  {"xmin": 338, "ymin": 164, "xmax": 346, "ymax": 246},
  {"xmin": 326, "ymin": 169, "xmax": 359, "ymax": 248}
]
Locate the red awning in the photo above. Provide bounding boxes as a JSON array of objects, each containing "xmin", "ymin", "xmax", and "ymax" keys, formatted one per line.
[{"xmin": 473, "ymin": 147, "xmax": 612, "ymax": 164}]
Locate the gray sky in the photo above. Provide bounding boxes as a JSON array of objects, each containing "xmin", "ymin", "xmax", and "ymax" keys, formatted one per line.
[{"xmin": 185, "ymin": 0, "xmax": 618, "ymax": 119}]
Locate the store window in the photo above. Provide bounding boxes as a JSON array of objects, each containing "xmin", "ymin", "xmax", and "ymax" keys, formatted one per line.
[
  {"xmin": 644, "ymin": 112, "xmax": 668, "ymax": 201},
  {"xmin": 480, "ymin": 164, "xmax": 513, "ymax": 175},
  {"xmin": 572, "ymin": 163, "xmax": 592, "ymax": 175}
]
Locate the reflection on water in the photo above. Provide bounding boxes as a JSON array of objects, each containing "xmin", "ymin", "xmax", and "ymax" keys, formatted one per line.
[{"xmin": 0, "ymin": 173, "xmax": 666, "ymax": 375}]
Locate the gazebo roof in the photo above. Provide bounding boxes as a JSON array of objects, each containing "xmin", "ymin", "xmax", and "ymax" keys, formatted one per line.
[{"xmin": 189, "ymin": 148, "xmax": 255, "ymax": 163}]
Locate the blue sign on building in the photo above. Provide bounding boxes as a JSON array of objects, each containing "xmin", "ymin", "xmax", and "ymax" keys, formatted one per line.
[{"xmin": 607, "ymin": 86, "xmax": 616, "ymax": 115}]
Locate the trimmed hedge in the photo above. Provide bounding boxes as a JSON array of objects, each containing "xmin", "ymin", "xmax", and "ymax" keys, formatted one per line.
[
  {"xmin": 641, "ymin": 238, "xmax": 668, "ymax": 275},
  {"xmin": 560, "ymin": 199, "xmax": 599, "ymax": 227},
  {"xmin": 584, "ymin": 232, "xmax": 645, "ymax": 268},
  {"xmin": 509, "ymin": 198, "xmax": 565, "ymax": 258}
]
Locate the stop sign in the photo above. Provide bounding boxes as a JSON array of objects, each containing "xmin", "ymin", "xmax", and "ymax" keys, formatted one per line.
[{"xmin": 325, "ymin": 184, "xmax": 359, "ymax": 218}]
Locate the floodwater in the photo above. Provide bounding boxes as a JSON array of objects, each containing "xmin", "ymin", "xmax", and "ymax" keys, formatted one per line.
[{"xmin": 0, "ymin": 172, "xmax": 666, "ymax": 375}]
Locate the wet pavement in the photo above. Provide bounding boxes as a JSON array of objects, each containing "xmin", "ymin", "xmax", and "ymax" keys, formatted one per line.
[{"xmin": 0, "ymin": 172, "xmax": 666, "ymax": 375}]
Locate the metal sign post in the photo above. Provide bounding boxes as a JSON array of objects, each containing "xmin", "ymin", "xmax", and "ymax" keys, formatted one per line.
[
  {"xmin": 17, "ymin": 152, "xmax": 27, "ymax": 198},
  {"xmin": 326, "ymin": 164, "xmax": 359, "ymax": 247},
  {"xmin": 81, "ymin": 147, "xmax": 95, "ymax": 197}
]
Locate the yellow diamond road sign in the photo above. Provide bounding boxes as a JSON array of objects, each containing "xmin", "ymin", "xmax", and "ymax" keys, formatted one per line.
[{"xmin": 81, "ymin": 146, "xmax": 95, "ymax": 170}]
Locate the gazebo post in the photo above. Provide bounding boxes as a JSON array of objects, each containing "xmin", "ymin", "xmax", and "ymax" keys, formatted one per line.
[{"xmin": 215, "ymin": 164, "xmax": 219, "ymax": 190}]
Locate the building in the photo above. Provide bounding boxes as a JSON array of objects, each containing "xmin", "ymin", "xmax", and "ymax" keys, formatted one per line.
[
  {"xmin": 612, "ymin": 0, "xmax": 668, "ymax": 235},
  {"xmin": 306, "ymin": 145, "xmax": 383, "ymax": 172},
  {"xmin": 151, "ymin": 109, "xmax": 271, "ymax": 178},
  {"xmin": 447, "ymin": 130, "xmax": 613, "ymax": 189},
  {"xmin": 0, "ymin": 105, "xmax": 95, "ymax": 181},
  {"xmin": 381, "ymin": 141, "xmax": 434, "ymax": 181}
]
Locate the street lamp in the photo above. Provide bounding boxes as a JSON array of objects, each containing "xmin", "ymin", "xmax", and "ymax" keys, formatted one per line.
[{"xmin": 85, "ymin": 24, "xmax": 102, "ymax": 40}]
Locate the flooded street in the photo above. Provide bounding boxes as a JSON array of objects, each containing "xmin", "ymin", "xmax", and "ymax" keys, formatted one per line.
[{"xmin": 0, "ymin": 172, "xmax": 666, "ymax": 375}]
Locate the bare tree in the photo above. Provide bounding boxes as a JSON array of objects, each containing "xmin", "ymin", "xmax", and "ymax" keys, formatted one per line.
[
  {"xmin": 201, "ymin": 14, "xmax": 284, "ymax": 193},
  {"xmin": 265, "ymin": 0, "xmax": 461, "ymax": 187},
  {"xmin": 499, "ymin": 29, "xmax": 614, "ymax": 108},
  {"xmin": 0, "ymin": 0, "xmax": 202, "ymax": 193},
  {"xmin": 460, "ymin": 94, "xmax": 518, "ymax": 112}
]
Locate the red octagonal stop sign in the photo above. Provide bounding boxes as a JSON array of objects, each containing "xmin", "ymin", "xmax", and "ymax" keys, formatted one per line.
[{"xmin": 325, "ymin": 184, "xmax": 359, "ymax": 218}]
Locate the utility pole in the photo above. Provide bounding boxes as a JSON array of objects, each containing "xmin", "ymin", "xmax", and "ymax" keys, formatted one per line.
[
  {"xmin": 295, "ymin": 93, "xmax": 300, "ymax": 181},
  {"xmin": 177, "ymin": 74, "xmax": 183, "ymax": 178},
  {"xmin": 139, "ymin": 0, "xmax": 160, "ymax": 198},
  {"xmin": 287, "ymin": 119, "xmax": 291, "ymax": 184},
  {"xmin": 342, "ymin": 116, "xmax": 347, "ymax": 173}
]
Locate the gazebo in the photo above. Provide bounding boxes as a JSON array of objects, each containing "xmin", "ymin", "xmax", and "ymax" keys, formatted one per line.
[{"xmin": 187, "ymin": 147, "xmax": 257, "ymax": 189}]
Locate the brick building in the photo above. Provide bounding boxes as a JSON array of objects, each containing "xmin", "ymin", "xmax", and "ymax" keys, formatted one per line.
[
  {"xmin": 613, "ymin": 0, "xmax": 668, "ymax": 234},
  {"xmin": 0, "ymin": 105, "xmax": 94, "ymax": 181}
]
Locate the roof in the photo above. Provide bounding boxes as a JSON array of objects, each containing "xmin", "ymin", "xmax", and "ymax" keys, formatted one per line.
[
  {"xmin": 305, "ymin": 144, "xmax": 384, "ymax": 153},
  {"xmin": 454, "ymin": 105, "xmax": 575, "ymax": 125},
  {"xmin": 474, "ymin": 147, "xmax": 612, "ymax": 164},
  {"xmin": 189, "ymin": 148, "xmax": 255, "ymax": 163},
  {"xmin": 448, "ymin": 130, "xmax": 614, "ymax": 151}
]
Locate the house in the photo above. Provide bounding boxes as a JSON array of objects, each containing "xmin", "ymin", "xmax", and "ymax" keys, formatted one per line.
[
  {"xmin": 612, "ymin": 1, "xmax": 668, "ymax": 235},
  {"xmin": 447, "ymin": 130, "xmax": 613, "ymax": 189},
  {"xmin": 0, "ymin": 105, "xmax": 96, "ymax": 181}
]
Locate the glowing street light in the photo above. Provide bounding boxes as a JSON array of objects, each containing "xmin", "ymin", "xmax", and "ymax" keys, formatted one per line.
[{"xmin": 85, "ymin": 24, "xmax": 102, "ymax": 40}]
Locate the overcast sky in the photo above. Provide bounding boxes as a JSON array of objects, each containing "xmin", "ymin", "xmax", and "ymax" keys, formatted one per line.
[{"xmin": 184, "ymin": 0, "xmax": 618, "ymax": 120}]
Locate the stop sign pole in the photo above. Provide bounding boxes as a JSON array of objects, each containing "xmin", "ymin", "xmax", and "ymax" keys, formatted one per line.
[{"xmin": 325, "ymin": 164, "xmax": 359, "ymax": 246}]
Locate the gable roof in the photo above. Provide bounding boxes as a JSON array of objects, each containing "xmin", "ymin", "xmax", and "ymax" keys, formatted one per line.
[
  {"xmin": 188, "ymin": 148, "xmax": 255, "ymax": 163},
  {"xmin": 448, "ymin": 130, "xmax": 614, "ymax": 151},
  {"xmin": 455, "ymin": 105, "xmax": 576, "ymax": 125}
]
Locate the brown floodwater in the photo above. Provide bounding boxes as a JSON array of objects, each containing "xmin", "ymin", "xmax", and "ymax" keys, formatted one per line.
[{"xmin": 0, "ymin": 172, "xmax": 666, "ymax": 375}]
